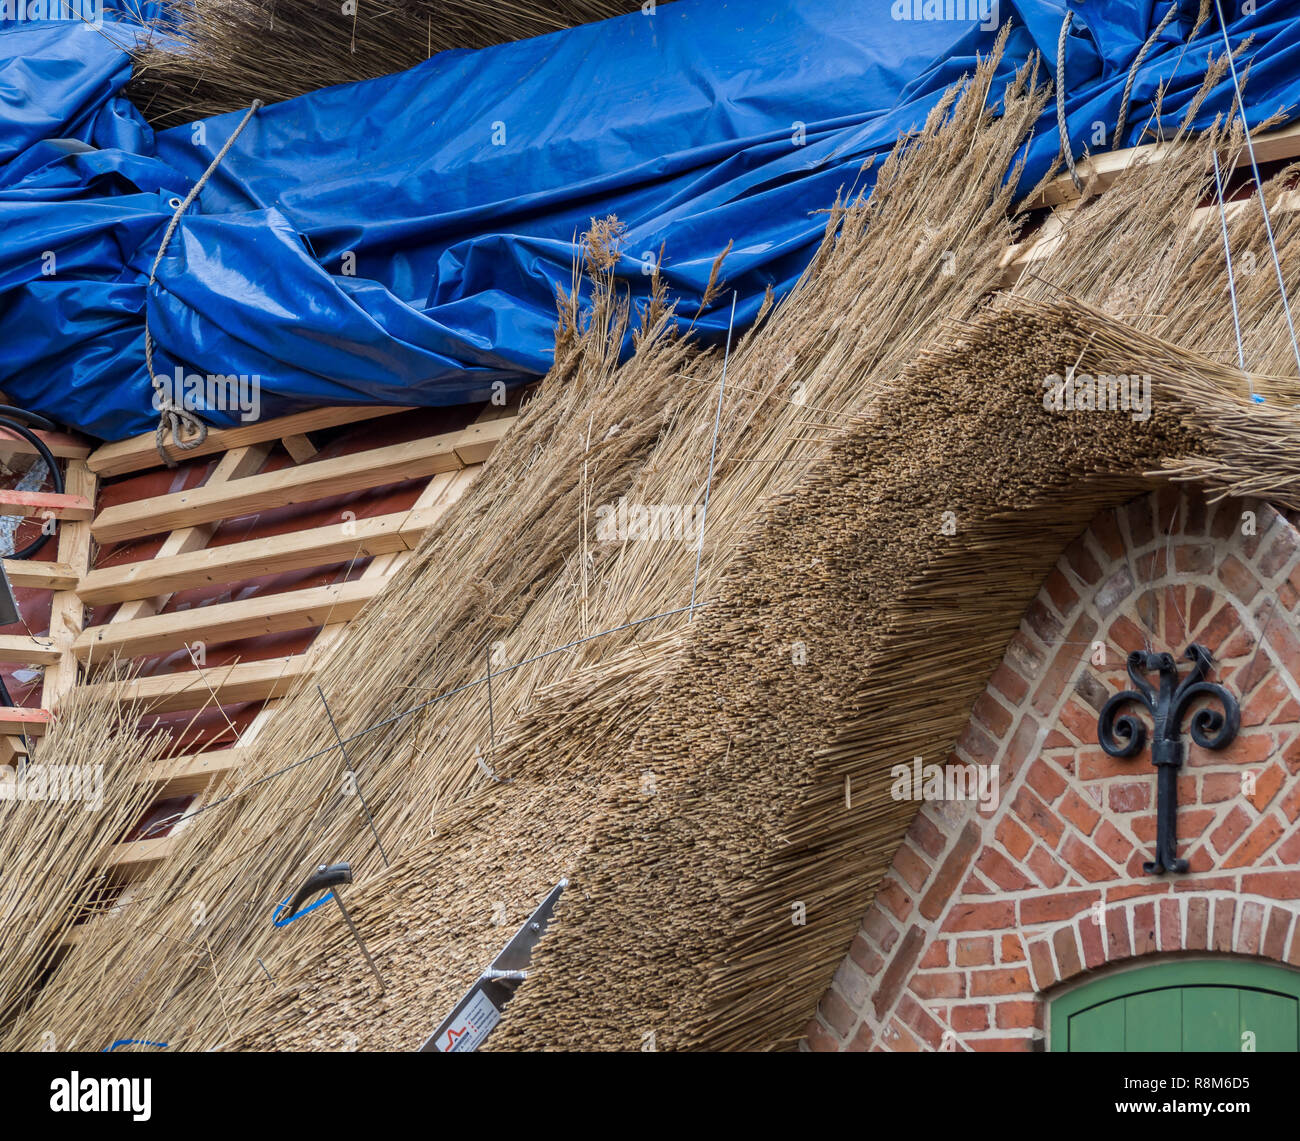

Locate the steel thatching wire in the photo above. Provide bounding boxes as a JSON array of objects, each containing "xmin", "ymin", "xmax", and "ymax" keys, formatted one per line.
[
  {"xmin": 1212, "ymin": 0, "xmax": 1300, "ymax": 376},
  {"xmin": 1211, "ymin": 150, "xmax": 1250, "ymax": 378}
]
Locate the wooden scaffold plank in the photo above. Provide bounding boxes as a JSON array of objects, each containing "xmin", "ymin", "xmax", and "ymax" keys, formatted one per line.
[
  {"xmin": 75, "ymin": 578, "xmax": 386, "ymax": 661},
  {"xmin": 91, "ymin": 419, "xmax": 510, "ymax": 544},
  {"xmin": 87, "ymin": 405, "xmax": 414, "ymax": 478}
]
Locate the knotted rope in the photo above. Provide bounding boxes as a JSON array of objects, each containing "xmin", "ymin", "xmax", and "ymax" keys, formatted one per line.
[{"xmin": 145, "ymin": 99, "xmax": 263, "ymax": 467}]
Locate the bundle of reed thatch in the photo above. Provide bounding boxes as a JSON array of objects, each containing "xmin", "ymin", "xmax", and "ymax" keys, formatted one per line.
[
  {"xmin": 6, "ymin": 29, "xmax": 1049, "ymax": 1051},
  {"xmin": 128, "ymin": 0, "xmax": 655, "ymax": 127},
  {"xmin": 0, "ymin": 682, "xmax": 169, "ymax": 1049},
  {"xmin": 222, "ymin": 290, "xmax": 1300, "ymax": 1053},
  {"xmin": 16, "ymin": 30, "xmax": 1300, "ymax": 1052}
]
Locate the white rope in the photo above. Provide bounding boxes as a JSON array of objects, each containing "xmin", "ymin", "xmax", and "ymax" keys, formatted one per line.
[
  {"xmin": 1056, "ymin": 10, "xmax": 1081, "ymax": 191},
  {"xmin": 145, "ymin": 99, "xmax": 264, "ymax": 467},
  {"xmin": 1211, "ymin": 0, "xmax": 1300, "ymax": 378},
  {"xmin": 1115, "ymin": 2, "xmax": 1180, "ymax": 147}
]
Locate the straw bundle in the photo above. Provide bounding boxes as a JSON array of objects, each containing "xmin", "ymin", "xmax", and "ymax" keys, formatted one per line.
[
  {"xmin": 19, "ymin": 32, "xmax": 1300, "ymax": 1052},
  {"xmin": 222, "ymin": 290, "xmax": 1300, "ymax": 1053},
  {"xmin": 128, "ymin": 0, "xmax": 656, "ymax": 127},
  {"xmin": 0, "ymin": 682, "xmax": 169, "ymax": 1049},
  {"xmin": 9, "ymin": 33, "xmax": 1048, "ymax": 1051}
]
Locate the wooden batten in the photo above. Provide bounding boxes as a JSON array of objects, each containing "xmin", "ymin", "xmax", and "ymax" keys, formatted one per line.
[
  {"xmin": 100, "ymin": 836, "xmax": 175, "ymax": 882},
  {"xmin": 3, "ymin": 560, "xmax": 79, "ymax": 591},
  {"xmin": 140, "ymin": 747, "xmax": 243, "ymax": 797},
  {"xmin": 75, "ymin": 578, "xmax": 386, "ymax": 660},
  {"xmin": 0, "ymin": 636, "xmax": 63, "ymax": 666},
  {"xmin": 90, "ymin": 418, "xmax": 511, "ymax": 544},
  {"xmin": 0, "ymin": 427, "xmax": 90, "ymax": 463},
  {"xmin": 1001, "ymin": 186, "xmax": 1300, "ymax": 287},
  {"xmin": 79, "ymin": 655, "xmax": 315, "ymax": 715},
  {"xmin": 1025, "ymin": 119, "xmax": 1300, "ymax": 209},
  {"xmin": 78, "ymin": 504, "xmax": 444, "ymax": 606},
  {"xmin": 0, "ymin": 489, "xmax": 92, "ymax": 521},
  {"xmin": 87, "ymin": 404, "xmax": 414, "ymax": 478},
  {"xmin": 280, "ymin": 433, "xmax": 319, "ymax": 463},
  {"xmin": 0, "ymin": 707, "xmax": 51, "ymax": 735}
]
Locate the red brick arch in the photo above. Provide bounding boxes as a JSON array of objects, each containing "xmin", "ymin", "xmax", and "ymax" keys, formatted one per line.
[
  {"xmin": 1029, "ymin": 890, "xmax": 1297, "ymax": 999},
  {"xmin": 804, "ymin": 488, "xmax": 1300, "ymax": 1051}
]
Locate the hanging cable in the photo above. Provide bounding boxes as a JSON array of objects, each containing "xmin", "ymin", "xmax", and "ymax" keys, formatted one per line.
[
  {"xmin": 1212, "ymin": 0, "xmax": 1300, "ymax": 377},
  {"xmin": 0, "ymin": 408, "xmax": 63, "ymax": 560}
]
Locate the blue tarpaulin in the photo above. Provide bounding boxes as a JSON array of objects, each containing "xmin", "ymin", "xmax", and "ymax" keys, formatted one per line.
[{"xmin": 1, "ymin": 0, "xmax": 1299, "ymax": 441}]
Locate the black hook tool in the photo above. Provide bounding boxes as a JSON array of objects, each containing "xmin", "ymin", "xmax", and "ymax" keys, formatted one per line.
[{"xmin": 280, "ymin": 862, "xmax": 385, "ymax": 994}]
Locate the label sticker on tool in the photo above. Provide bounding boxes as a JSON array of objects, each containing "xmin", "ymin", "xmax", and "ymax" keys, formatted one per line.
[{"xmin": 435, "ymin": 988, "xmax": 501, "ymax": 1052}]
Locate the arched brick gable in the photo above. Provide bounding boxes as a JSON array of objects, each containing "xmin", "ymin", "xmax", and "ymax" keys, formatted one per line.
[{"xmin": 804, "ymin": 488, "xmax": 1300, "ymax": 1051}]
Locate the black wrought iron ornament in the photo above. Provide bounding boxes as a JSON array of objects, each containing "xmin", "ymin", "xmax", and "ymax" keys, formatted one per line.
[{"xmin": 1097, "ymin": 644, "xmax": 1240, "ymax": 875}]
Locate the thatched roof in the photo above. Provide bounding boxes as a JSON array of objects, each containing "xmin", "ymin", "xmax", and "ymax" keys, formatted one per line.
[
  {"xmin": 212, "ymin": 294, "xmax": 1298, "ymax": 1051},
  {"xmin": 7, "ymin": 35, "xmax": 1300, "ymax": 1051},
  {"xmin": 128, "ymin": 0, "xmax": 658, "ymax": 127}
]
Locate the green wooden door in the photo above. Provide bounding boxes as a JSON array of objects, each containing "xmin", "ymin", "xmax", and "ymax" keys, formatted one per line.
[{"xmin": 1051, "ymin": 960, "xmax": 1300, "ymax": 1052}]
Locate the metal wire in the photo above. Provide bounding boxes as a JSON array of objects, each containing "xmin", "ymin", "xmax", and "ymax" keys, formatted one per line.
[
  {"xmin": 139, "ymin": 601, "xmax": 708, "ymax": 836},
  {"xmin": 1212, "ymin": 0, "xmax": 1300, "ymax": 377},
  {"xmin": 1210, "ymin": 150, "xmax": 1251, "ymax": 383},
  {"xmin": 690, "ymin": 291, "xmax": 736, "ymax": 619}
]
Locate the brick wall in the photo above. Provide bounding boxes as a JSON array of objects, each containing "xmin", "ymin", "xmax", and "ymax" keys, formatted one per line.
[{"xmin": 803, "ymin": 488, "xmax": 1300, "ymax": 1051}]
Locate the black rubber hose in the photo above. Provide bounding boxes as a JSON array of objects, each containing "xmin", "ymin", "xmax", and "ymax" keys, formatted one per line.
[
  {"xmin": 0, "ymin": 406, "xmax": 56, "ymax": 433},
  {"xmin": 0, "ymin": 414, "xmax": 64, "ymax": 561}
]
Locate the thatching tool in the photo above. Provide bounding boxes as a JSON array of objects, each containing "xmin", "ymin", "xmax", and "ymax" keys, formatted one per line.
[
  {"xmin": 421, "ymin": 879, "xmax": 566, "ymax": 1052},
  {"xmin": 276, "ymin": 862, "xmax": 385, "ymax": 994}
]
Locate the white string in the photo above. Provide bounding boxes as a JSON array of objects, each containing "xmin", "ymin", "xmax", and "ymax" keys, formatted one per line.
[
  {"xmin": 1210, "ymin": 150, "xmax": 1252, "ymax": 393},
  {"xmin": 1212, "ymin": 0, "xmax": 1300, "ymax": 377}
]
